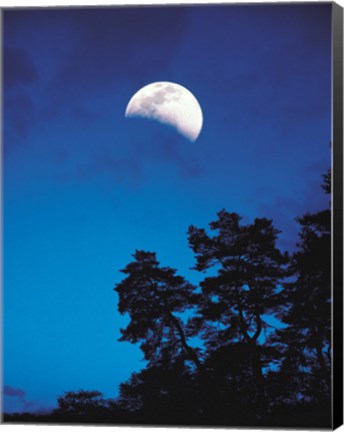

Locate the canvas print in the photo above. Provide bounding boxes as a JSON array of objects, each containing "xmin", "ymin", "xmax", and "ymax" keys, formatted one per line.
[{"xmin": 2, "ymin": 2, "xmax": 343, "ymax": 429}]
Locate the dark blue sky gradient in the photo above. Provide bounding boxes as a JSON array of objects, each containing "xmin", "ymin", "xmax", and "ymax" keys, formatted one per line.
[{"xmin": 3, "ymin": 3, "xmax": 331, "ymax": 413}]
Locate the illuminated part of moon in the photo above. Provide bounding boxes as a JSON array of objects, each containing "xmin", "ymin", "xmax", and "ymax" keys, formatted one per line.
[{"xmin": 125, "ymin": 81, "xmax": 203, "ymax": 142}]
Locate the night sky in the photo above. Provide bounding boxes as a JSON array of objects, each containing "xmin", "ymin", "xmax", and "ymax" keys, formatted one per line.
[{"xmin": 3, "ymin": 3, "xmax": 331, "ymax": 413}]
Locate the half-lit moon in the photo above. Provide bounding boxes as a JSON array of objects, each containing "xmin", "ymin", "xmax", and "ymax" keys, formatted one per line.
[{"xmin": 125, "ymin": 81, "xmax": 203, "ymax": 142}]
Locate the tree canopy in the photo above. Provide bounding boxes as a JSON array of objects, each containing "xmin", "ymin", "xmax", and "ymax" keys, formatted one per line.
[{"xmin": 4, "ymin": 171, "xmax": 332, "ymax": 429}]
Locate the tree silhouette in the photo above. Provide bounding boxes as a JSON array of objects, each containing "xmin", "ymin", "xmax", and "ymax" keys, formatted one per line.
[
  {"xmin": 4, "ymin": 173, "xmax": 333, "ymax": 427},
  {"xmin": 114, "ymin": 250, "xmax": 202, "ymax": 372},
  {"xmin": 274, "ymin": 171, "xmax": 331, "ymax": 408},
  {"xmin": 187, "ymin": 211, "xmax": 288, "ymax": 419},
  {"xmin": 55, "ymin": 390, "xmax": 110, "ymax": 418},
  {"xmin": 118, "ymin": 364, "xmax": 201, "ymax": 424}
]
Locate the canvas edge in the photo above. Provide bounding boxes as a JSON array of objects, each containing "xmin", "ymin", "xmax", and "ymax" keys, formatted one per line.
[
  {"xmin": 332, "ymin": 1, "xmax": 343, "ymax": 430},
  {"xmin": 0, "ymin": 3, "xmax": 341, "ymax": 430}
]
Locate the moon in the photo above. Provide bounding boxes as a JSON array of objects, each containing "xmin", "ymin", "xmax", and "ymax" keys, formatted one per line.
[{"xmin": 125, "ymin": 81, "xmax": 203, "ymax": 142}]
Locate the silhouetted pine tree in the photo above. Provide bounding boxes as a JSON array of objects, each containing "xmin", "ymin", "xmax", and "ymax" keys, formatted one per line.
[
  {"xmin": 113, "ymin": 173, "xmax": 330, "ymax": 426},
  {"xmin": 187, "ymin": 211, "xmax": 288, "ymax": 420},
  {"xmin": 114, "ymin": 250, "xmax": 202, "ymax": 371},
  {"xmin": 273, "ymin": 171, "xmax": 331, "ymax": 411},
  {"xmin": 114, "ymin": 250, "xmax": 206, "ymax": 422}
]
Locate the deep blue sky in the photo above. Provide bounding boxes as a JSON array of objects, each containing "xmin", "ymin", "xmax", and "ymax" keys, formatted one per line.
[{"xmin": 3, "ymin": 3, "xmax": 331, "ymax": 413}]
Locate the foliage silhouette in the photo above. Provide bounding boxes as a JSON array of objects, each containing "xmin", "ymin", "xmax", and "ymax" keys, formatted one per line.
[
  {"xmin": 187, "ymin": 211, "xmax": 288, "ymax": 419},
  {"xmin": 114, "ymin": 250, "xmax": 202, "ymax": 371},
  {"xmin": 55, "ymin": 390, "xmax": 110, "ymax": 417},
  {"xmin": 271, "ymin": 171, "xmax": 331, "ymax": 414},
  {"xmin": 3, "ymin": 172, "xmax": 332, "ymax": 428}
]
